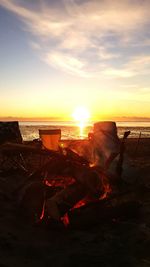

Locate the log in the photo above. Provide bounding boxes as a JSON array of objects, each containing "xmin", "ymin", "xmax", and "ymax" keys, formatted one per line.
[
  {"xmin": 68, "ymin": 199, "xmax": 141, "ymax": 229},
  {"xmin": 46, "ymin": 182, "xmax": 86, "ymax": 221},
  {"xmin": 18, "ymin": 181, "xmax": 45, "ymax": 224}
]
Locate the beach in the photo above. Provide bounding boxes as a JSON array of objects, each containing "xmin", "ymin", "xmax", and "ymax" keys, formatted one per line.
[{"xmin": 0, "ymin": 136, "xmax": 150, "ymax": 267}]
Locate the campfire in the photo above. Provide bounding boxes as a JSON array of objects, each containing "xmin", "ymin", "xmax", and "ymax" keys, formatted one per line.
[{"xmin": 19, "ymin": 121, "xmax": 139, "ymax": 228}]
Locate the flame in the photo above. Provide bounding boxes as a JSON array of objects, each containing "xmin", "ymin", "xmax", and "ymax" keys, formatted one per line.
[{"xmin": 100, "ymin": 182, "xmax": 111, "ymax": 200}]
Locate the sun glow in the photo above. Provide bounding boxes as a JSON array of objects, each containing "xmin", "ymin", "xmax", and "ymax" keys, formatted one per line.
[{"xmin": 72, "ymin": 106, "xmax": 90, "ymax": 137}]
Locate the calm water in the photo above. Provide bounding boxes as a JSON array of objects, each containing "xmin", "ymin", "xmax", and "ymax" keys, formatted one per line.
[{"xmin": 19, "ymin": 121, "xmax": 150, "ymax": 141}]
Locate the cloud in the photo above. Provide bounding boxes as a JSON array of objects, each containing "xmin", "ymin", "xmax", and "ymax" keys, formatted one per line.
[
  {"xmin": 0, "ymin": 0, "xmax": 150, "ymax": 77},
  {"xmin": 45, "ymin": 51, "xmax": 88, "ymax": 77},
  {"xmin": 123, "ymin": 55, "xmax": 150, "ymax": 76},
  {"xmin": 102, "ymin": 68, "xmax": 135, "ymax": 78}
]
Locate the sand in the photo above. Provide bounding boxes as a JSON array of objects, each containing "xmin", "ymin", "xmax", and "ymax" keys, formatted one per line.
[{"xmin": 0, "ymin": 138, "xmax": 150, "ymax": 267}]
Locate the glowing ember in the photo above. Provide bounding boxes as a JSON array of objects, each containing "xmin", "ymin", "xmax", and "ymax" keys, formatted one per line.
[
  {"xmin": 72, "ymin": 199, "xmax": 86, "ymax": 209},
  {"xmin": 61, "ymin": 213, "xmax": 70, "ymax": 226},
  {"xmin": 100, "ymin": 183, "xmax": 111, "ymax": 200},
  {"xmin": 40, "ymin": 199, "xmax": 46, "ymax": 220},
  {"xmin": 44, "ymin": 176, "xmax": 75, "ymax": 188}
]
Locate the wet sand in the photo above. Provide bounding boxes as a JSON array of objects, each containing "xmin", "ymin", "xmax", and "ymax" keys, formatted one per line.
[{"xmin": 0, "ymin": 138, "xmax": 150, "ymax": 267}]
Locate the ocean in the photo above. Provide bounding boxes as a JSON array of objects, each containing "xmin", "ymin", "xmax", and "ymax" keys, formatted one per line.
[{"xmin": 19, "ymin": 121, "xmax": 150, "ymax": 141}]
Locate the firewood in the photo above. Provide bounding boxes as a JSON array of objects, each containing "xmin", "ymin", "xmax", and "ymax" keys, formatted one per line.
[
  {"xmin": 46, "ymin": 182, "xmax": 86, "ymax": 221},
  {"xmin": 68, "ymin": 199, "xmax": 141, "ymax": 229}
]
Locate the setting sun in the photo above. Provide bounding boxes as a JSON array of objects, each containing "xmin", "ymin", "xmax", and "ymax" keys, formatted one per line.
[
  {"xmin": 72, "ymin": 106, "xmax": 90, "ymax": 137},
  {"xmin": 73, "ymin": 106, "xmax": 90, "ymax": 123}
]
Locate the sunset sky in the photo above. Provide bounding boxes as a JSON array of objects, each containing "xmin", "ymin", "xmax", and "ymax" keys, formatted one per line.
[{"xmin": 0, "ymin": 0, "xmax": 150, "ymax": 121}]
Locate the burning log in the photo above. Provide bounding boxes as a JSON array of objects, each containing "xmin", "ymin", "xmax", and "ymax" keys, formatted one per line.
[
  {"xmin": 46, "ymin": 182, "xmax": 86, "ymax": 221},
  {"xmin": 45, "ymin": 161, "xmax": 105, "ymax": 221}
]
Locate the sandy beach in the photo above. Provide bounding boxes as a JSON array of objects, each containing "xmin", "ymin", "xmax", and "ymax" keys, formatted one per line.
[{"xmin": 0, "ymin": 138, "xmax": 150, "ymax": 267}]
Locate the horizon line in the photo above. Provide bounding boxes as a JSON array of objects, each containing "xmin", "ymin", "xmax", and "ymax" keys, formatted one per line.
[{"xmin": 0, "ymin": 116, "xmax": 150, "ymax": 122}]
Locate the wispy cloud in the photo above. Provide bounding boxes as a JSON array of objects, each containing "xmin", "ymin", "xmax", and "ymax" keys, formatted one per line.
[
  {"xmin": 45, "ymin": 51, "xmax": 88, "ymax": 77},
  {"xmin": 0, "ymin": 0, "xmax": 150, "ymax": 77}
]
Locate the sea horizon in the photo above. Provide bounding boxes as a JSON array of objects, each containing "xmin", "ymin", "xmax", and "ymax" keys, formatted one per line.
[
  {"xmin": 19, "ymin": 120, "xmax": 150, "ymax": 128},
  {"xmin": 19, "ymin": 120, "xmax": 150, "ymax": 141}
]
